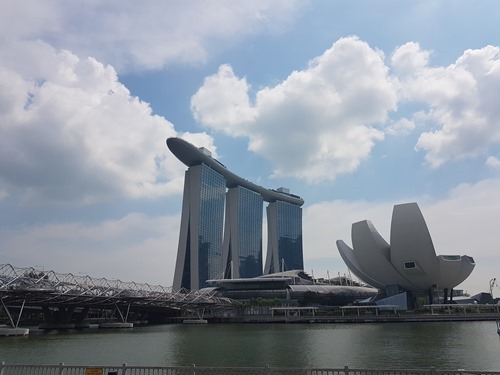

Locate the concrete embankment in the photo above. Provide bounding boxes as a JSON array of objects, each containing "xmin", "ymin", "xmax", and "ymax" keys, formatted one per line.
[
  {"xmin": 209, "ymin": 312, "xmax": 500, "ymax": 324},
  {"xmin": 0, "ymin": 326, "xmax": 29, "ymax": 336}
]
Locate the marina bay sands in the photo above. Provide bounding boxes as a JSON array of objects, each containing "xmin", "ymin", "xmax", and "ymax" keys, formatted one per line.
[{"xmin": 166, "ymin": 137, "xmax": 305, "ymax": 291}]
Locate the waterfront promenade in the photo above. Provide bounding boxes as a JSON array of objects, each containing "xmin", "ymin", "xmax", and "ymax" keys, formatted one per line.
[
  {"xmin": 204, "ymin": 303, "xmax": 500, "ymax": 324},
  {"xmin": 215, "ymin": 312, "xmax": 500, "ymax": 324}
]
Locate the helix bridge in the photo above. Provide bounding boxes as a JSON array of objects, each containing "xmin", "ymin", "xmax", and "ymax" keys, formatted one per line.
[{"xmin": 0, "ymin": 264, "xmax": 232, "ymax": 329}]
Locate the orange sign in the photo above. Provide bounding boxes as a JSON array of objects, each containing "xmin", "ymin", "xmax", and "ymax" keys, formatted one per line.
[{"xmin": 85, "ymin": 368, "xmax": 104, "ymax": 375}]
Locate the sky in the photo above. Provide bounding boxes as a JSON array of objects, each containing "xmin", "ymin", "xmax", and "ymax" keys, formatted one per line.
[{"xmin": 1, "ymin": 1, "xmax": 500, "ymax": 296}]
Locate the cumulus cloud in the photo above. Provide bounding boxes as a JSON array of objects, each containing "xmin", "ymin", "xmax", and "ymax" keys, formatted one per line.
[
  {"xmin": 179, "ymin": 131, "xmax": 220, "ymax": 158},
  {"xmin": 192, "ymin": 38, "xmax": 500, "ymax": 179},
  {"xmin": 386, "ymin": 117, "xmax": 416, "ymax": 136},
  {"xmin": 391, "ymin": 41, "xmax": 431, "ymax": 79},
  {"xmin": 191, "ymin": 65, "xmax": 257, "ymax": 135},
  {"xmin": 486, "ymin": 156, "xmax": 500, "ymax": 169},
  {"xmin": 392, "ymin": 43, "xmax": 500, "ymax": 167},
  {"xmin": 191, "ymin": 37, "xmax": 398, "ymax": 182},
  {"xmin": 0, "ymin": 40, "xmax": 187, "ymax": 204},
  {"xmin": 0, "ymin": 0, "xmax": 303, "ymax": 72}
]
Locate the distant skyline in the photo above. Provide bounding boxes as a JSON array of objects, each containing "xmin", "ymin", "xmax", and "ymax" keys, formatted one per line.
[{"xmin": 1, "ymin": 1, "xmax": 500, "ymax": 295}]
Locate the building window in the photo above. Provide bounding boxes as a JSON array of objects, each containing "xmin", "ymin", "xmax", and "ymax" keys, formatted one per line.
[{"xmin": 404, "ymin": 261, "xmax": 416, "ymax": 269}]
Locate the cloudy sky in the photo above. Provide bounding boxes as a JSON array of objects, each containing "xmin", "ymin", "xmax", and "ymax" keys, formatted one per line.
[{"xmin": 1, "ymin": 1, "xmax": 500, "ymax": 295}]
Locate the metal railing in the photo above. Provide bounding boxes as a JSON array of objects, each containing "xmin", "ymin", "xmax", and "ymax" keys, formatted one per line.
[{"xmin": 1, "ymin": 363, "xmax": 499, "ymax": 375}]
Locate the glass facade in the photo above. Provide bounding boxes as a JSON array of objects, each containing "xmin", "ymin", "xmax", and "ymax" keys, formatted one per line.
[
  {"xmin": 197, "ymin": 164, "xmax": 226, "ymax": 288},
  {"xmin": 278, "ymin": 201, "xmax": 303, "ymax": 271},
  {"xmin": 173, "ymin": 163, "xmax": 226, "ymax": 291},
  {"xmin": 267, "ymin": 201, "xmax": 303, "ymax": 274},
  {"xmin": 235, "ymin": 186, "xmax": 263, "ymax": 278}
]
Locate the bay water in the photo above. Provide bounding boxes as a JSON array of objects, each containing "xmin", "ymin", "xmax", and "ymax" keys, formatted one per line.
[{"xmin": 1, "ymin": 322, "xmax": 500, "ymax": 371}]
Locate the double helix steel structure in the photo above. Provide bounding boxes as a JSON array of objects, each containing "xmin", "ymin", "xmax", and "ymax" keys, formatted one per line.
[{"xmin": 0, "ymin": 264, "xmax": 232, "ymax": 328}]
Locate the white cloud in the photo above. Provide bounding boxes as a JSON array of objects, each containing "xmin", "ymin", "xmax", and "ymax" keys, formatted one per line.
[
  {"xmin": 191, "ymin": 37, "xmax": 398, "ymax": 182},
  {"xmin": 0, "ymin": 0, "xmax": 303, "ymax": 72},
  {"xmin": 191, "ymin": 65, "xmax": 257, "ymax": 135},
  {"xmin": 0, "ymin": 213, "xmax": 180, "ymax": 285},
  {"xmin": 386, "ymin": 117, "xmax": 416, "ymax": 135},
  {"xmin": 192, "ymin": 39, "xmax": 500, "ymax": 179},
  {"xmin": 303, "ymin": 200, "xmax": 393, "ymax": 260},
  {"xmin": 392, "ymin": 44, "xmax": 500, "ymax": 167},
  {"xmin": 391, "ymin": 41, "xmax": 431, "ymax": 80},
  {"xmin": 179, "ymin": 132, "xmax": 220, "ymax": 158},
  {"xmin": 0, "ymin": 40, "xmax": 185, "ymax": 204},
  {"xmin": 486, "ymin": 156, "xmax": 500, "ymax": 169}
]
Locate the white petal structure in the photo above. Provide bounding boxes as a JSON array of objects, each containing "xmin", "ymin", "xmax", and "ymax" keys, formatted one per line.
[{"xmin": 336, "ymin": 202, "xmax": 475, "ymax": 293}]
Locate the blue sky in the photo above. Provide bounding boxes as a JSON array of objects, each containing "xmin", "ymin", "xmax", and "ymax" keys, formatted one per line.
[{"xmin": 1, "ymin": 1, "xmax": 500, "ymax": 295}]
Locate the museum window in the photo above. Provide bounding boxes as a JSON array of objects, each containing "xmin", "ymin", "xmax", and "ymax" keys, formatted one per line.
[{"xmin": 404, "ymin": 261, "xmax": 416, "ymax": 269}]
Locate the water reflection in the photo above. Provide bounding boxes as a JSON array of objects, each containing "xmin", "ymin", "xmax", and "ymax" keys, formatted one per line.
[{"xmin": 1, "ymin": 322, "xmax": 500, "ymax": 370}]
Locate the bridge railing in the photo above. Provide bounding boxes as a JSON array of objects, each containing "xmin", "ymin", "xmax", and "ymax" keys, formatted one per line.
[{"xmin": 1, "ymin": 363, "xmax": 499, "ymax": 375}]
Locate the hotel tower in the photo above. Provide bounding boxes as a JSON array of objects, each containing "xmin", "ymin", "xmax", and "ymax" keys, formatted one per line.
[{"xmin": 167, "ymin": 137, "xmax": 304, "ymax": 290}]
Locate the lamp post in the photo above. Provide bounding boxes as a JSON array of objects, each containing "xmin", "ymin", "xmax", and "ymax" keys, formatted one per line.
[{"xmin": 489, "ymin": 278, "xmax": 496, "ymax": 298}]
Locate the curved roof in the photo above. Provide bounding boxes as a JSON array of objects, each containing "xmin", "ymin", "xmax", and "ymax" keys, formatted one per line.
[
  {"xmin": 336, "ymin": 239, "xmax": 384, "ymax": 289},
  {"xmin": 289, "ymin": 284, "xmax": 378, "ymax": 297},
  {"xmin": 167, "ymin": 137, "xmax": 304, "ymax": 205},
  {"xmin": 390, "ymin": 203, "xmax": 440, "ymax": 290},
  {"xmin": 336, "ymin": 202, "xmax": 475, "ymax": 293},
  {"xmin": 351, "ymin": 220, "xmax": 419, "ymax": 291}
]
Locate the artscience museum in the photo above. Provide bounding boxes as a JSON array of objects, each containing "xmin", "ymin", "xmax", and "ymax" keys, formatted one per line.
[{"xmin": 336, "ymin": 202, "xmax": 475, "ymax": 308}]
